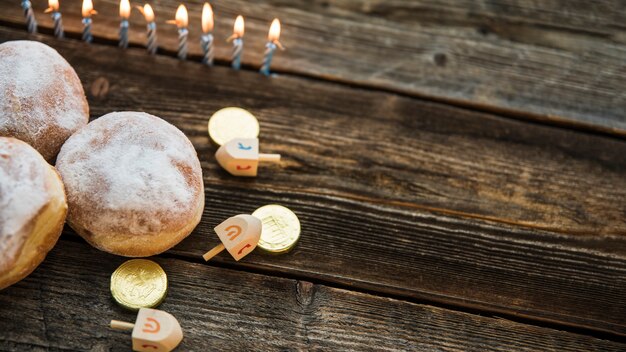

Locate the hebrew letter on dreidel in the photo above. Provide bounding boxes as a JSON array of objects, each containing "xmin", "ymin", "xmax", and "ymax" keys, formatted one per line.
[
  {"xmin": 225, "ymin": 225, "xmax": 242, "ymax": 240},
  {"xmin": 142, "ymin": 318, "xmax": 160, "ymax": 333}
]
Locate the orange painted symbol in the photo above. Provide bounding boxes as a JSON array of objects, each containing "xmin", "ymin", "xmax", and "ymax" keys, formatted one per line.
[
  {"xmin": 225, "ymin": 225, "xmax": 242, "ymax": 241},
  {"xmin": 236, "ymin": 165, "xmax": 251, "ymax": 170},
  {"xmin": 142, "ymin": 317, "xmax": 160, "ymax": 333},
  {"xmin": 141, "ymin": 344, "xmax": 158, "ymax": 349},
  {"xmin": 238, "ymin": 243, "xmax": 252, "ymax": 255}
]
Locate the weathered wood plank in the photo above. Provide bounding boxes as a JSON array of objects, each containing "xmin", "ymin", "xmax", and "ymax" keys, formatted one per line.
[
  {"xmin": 282, "ymin": 1, "xmax": 626, "ymax": 37},
  {"xmin": 1, "ymin": 27, "xmax": 625, "ymax": 335},
  {"xmin": 171, "ymin": 184, "xmax": 626, "ymax": 332},
  {"xmin": 1, "ymin": 0, "xmax": 626, "ymax": 134},
  {"xmin": 1, "ymin": 239, "xmax": 624, "ymax": 351}
]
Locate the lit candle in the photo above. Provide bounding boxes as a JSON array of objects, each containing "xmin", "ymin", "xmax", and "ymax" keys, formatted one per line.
[
  {"xmin": 227, "ymin": 15, "xmax": 244, "ymax": 70},
  {"xmin": 167, "ymin": 4, "xmax": 188, "ymax": 60},
  {"xmin": 44, "ymin": 0, "xmax": 64, "ymax": 39},
  {"xmin": 260, "ymin": 19, "xmax": 284, "ymax": 76},
  {"xmin": 200, "ymin": 3, "xmax": 214, "ymax": 66},
  {"xmin": 21, "ymin": 0, "xmax": 38, "ymax": 33},
  {"xmin": 139, "ymin": 4, "xmax": 157, "ymax": 55},
  {"xmin": 81, "ymin": 0, "xmax": 97, "ymax": 43},
  {"xmin": 119, "ymin": 0, "xmax": 130, "ymax": 49}
]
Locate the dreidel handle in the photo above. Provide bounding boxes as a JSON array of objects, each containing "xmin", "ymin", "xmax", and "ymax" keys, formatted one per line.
[
  {"xmin": 203, "ymin": 243, "xmax": 225, "ymax": 261},
  {"xmin": 259, "ymin": 153, "xmax": 281, "ymax": 163},
  {"xmin": 110, "ymin": 320, "xmax": 135, "ymax": 331}
]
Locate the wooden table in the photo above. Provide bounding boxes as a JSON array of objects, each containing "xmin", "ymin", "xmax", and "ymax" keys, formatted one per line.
[{"xmin": 1, "ymin": 1, "xmax": 625, "ymax": 350}]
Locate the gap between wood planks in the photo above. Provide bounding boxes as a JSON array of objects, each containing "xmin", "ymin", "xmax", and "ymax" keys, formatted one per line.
[
  {"xmin": 1, "ymin": 18, "xmax": 625, "ymax": 140},
  {"xmin": 203, "ymin": 179, "xmax": 626, "ymax": 237},
  {"xmin": 56, "ymin": 233, "xmax": 626, "ymax": 343}
]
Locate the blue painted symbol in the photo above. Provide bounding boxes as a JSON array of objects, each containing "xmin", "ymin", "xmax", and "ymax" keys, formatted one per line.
[{"xmin": 238, "ymin": 143, "xmax": 252, "ymax": 150}]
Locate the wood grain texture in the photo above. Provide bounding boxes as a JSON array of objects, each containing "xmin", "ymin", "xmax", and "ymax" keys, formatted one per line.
[
  {"xmin": 0, "ymin": 28, "xmax": 624, "ymax": 336},
  {"xmin": 167, "ymin": 185, "xmax": 626, "ymax": 335},
  {"xmin": 281, "ymin": 1, "xmax": 626, "ymax": 37},
  {"xmin": 3, "ymin": 27, "xmax": 621, "ymax": 236},
  {"xmin": 1, "ymin": 239, "xmax": 625, "ymax": 352},
  {"xmin": 1, "ymin": 0, "xmax": 626, "ymax": 134}
]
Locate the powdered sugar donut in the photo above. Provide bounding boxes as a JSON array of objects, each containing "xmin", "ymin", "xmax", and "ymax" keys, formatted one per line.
[
  {"xmin": 0, "ymin": 40, "xmax": 89, "ymax": 161},
  {"xmin": 0, "ymin": 137, "xmax": 67, "ymax": 290},
  {"xmin": 56, "ymin": 112, "xmax": 204, "ymax": 257}
]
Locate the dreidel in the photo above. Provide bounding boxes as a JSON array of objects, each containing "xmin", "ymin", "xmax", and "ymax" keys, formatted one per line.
[
  {"xmin": 110, "ymin": 308, "xmax": 183, "ymax": 352},
  {"xmin": 215, "ymin": 138, "xmax": 281, "ymax": 176},
  {"xmin": 203, "ymin": 214, "xmax": 262, "ymax": 261}
]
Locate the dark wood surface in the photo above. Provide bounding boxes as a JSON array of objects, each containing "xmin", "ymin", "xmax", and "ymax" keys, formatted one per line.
[
  {"xmin": 2, "ymin": 0, "xmax": 626, "ymax": 134},
  {"xmin": 4, "ymin": 240, "xmax": 626, "ymax": 352},
  {"xmin": 1, "ymin": 1, "xmax": 625, "ymax": 351}
]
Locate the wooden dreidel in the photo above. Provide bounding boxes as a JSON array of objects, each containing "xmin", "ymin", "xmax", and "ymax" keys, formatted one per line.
[
  {"xmin": 110, "ymin": 308, "xmax": 183, "ymax": 352},
  {"xmin": 215, "ymin": 138, "xmax": 281, "ymax": 176},
  {"xmin": 203, "ymin": 214, "xmax": 262, "ymax": 261}
]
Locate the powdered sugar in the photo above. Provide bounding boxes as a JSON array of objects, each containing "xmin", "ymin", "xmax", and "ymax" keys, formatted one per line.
[
  {"xmin": 57, "ymin": 112, "xmax": 203, "ymax": 235},
  {"xmin": 0, "ymin": 41, "xmax": 88, "ymax": 160},
  {"xmin": 0, "ymin": 138, "xmax": 49, "ymax": 272}
]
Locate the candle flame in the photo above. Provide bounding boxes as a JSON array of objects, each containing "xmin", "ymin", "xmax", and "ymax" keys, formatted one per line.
[
  {"xmin": 167, "ymin": 4, "xmax": 188, "ymax": 28},
  {"xmin": 45, "ymin": 0, "xmax": 59, "ymax": 12},
  {"xmin": 142, "ymin": 4, "xmax": 154, "ymax": 22},
  {"xmin": 268, "ymin": 18, "xmax": 280, "ymax": 42},
  {"xmin": 82, "ymin": 0, "xmax": 96, "ymax": 17},
  {"xmin": 202, "ymin": 3, "xmax": 214, "ymax": 33},
  {"xmin": 233, "ymin": 15, "xmax": 244, "ymax": 37},
  {"xmin": 119, "ymin": 0, "xmax": 130, "ymax": 18}
]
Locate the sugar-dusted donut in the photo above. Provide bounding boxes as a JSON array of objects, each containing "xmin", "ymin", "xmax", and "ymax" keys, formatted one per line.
[
  {"xmin": 56, "ymin": 112, "xmax": 204, "ymax": 257},
  {"xmin": 0, "ymin": 137, "xmax": 67, "ymax": 290},
  {"xmin": 0, "ymin": 40, "xmax": 89, "ymax": 161}
]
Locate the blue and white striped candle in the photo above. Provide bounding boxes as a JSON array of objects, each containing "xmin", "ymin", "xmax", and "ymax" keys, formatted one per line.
[
  {"xmin": 81, "ymin": 0, "xmax": 96, "ymax": 43},
  {"xmin": 45, "ymin": 0, "xmax": 64, "ymax": 39},
  {"xmin": 200, "ymin": 2, "xmax": 214, "ymax": 66},
  {"xmin": 260, "ymin": 19, "xmax": 283, "ymax": 76},
  {"xmin": 228, "ymin": 15, "xmax": 244, "ymax": 70},
  {"xmin": 21, "ymin": 0, "xmax": 37, "ymax": 33},
  {"xmin": 168, "ymin": 4, "xmax": 188, "ymax": 60},
  {"xmin": 119, "ymin": 0, "xmax": 130, "ymax": 49},
  {"xmin": 178, "ymin": 27, "xmax": 188, "ymax": 60},
  {"xmin": 140, "ymin": 4, "xmax": 157, "ymax": 55}
]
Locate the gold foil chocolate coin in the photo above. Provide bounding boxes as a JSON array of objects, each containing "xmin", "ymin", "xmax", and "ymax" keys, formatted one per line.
[
  {"xmin": 111, "ymin": 259, "xmax": 168, "ymax": 311},
  {"xmin": 252, "ymin": 204, "xmax": 301, "ymax": 254},
  {"xmin": 208, "ymin": 107, "xmax": 260, "ymax": 145}
]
